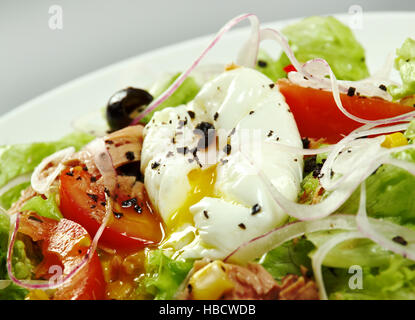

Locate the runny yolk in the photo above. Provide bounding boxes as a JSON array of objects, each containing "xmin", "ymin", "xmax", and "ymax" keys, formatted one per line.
[{"xmin": 166, "ymin": 165, "xmax": 217, "ymax": 232}]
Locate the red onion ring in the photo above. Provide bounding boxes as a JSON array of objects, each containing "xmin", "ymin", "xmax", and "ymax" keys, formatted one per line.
[
  {"xmin": 6, "ymin": 195, "xmax": 113, "ymax": 291},
  {"xmin": 356, "ymin": 182, "xmax": 415, "ymax": 261},
  {"xmin": 131, "ymin": 13, "xmax": 260, "ymax": 125}
]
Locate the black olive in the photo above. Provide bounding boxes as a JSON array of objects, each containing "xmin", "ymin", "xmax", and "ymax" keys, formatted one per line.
[{"xmin": 106, "ymin": 87, "xmax": 153, "ymax": 131}]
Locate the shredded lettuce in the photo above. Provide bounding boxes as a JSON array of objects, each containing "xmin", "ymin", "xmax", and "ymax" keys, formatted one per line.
[
  {"xmin": 0, "ymin": 131, "xmax": 94, "ymax": 189},
  {"xmin": 257, "ymin": 16, "xmax": 369, "ymax": 82},
  {"xmin": 142, "ymin": 249, "xmax": 193, "ymax": 300},
  {"xmin": 21, "ymin": 194, "xmax": 62, "ymax": 221},
  {"xmin": 388, "ymin": 38, "xmax": 415, "ymax": 100},
  {"xmin": 143, "ymin": 73, "xmax": 200, "ymax": 123}
]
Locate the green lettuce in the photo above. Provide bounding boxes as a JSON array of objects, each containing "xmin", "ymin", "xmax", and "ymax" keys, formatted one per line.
[
  {"xmin": 21, "ymin": 194, "xmax": 62, "ymax": 221},
  {"xmin": 143, "ymin": 73, "xmax": 200, "ymax": 123},
  {"xmin": 257, "ymin": 16, "xmax": 369, "ymax": 82},
  {"xmin": 0, "ymin": 213, "xmax": 31, "ymax": 299},
  {"xmin": 0, "ymin": 131, "xmax": 94, "ymax": 189},
  {"xmin": 388, "ymin": 38, "xmax": 415, "ymax": 100},
  {"xmin": 0, "ymin": 182, "xmax": 30, "ymax": 210},
  {"xmin": 255, "ymin": 50, "xmax": 289, "ymax": 82},
  {"xmin": 307, "ymin": 230, "xmax": 391, "ymax": 268},
  {"xmin": 326, "ymin": 256, "xmax": 415, "ymax": 300},
  {"xmin": 142, "ymin": 250, "xmax": 193, "ymax": 300},
  {"xmin": 260, "ymin": 238, "xmax": 314, "ymax": 281}
]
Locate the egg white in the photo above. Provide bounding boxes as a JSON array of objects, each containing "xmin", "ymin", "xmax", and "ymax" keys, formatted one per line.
[{"xmin": 141, "ymin": 67, "xmax": 303, "ymax": 259}]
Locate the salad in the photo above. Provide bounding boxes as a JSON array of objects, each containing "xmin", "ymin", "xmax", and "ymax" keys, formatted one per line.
[{"xmin": 1, "ymin": 13, "xmax": 415, "ymax": 300}]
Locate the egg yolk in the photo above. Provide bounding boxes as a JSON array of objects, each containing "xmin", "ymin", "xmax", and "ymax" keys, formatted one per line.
[{"xmin": 166, "ymin": 165, "xmax": 217, "ymax": 232}]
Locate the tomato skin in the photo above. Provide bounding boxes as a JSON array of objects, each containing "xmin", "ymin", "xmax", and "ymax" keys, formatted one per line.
[
  {"xmin": 59, "ymin": 167, "xmax": 163, "ymax": 252},
  {"xmin": 277, "ymin": 79, "xmax": 414, "ymax": 143},
  {"xmin": 19, "ymin": 214, "xmax": 106, "ymax": 300}
]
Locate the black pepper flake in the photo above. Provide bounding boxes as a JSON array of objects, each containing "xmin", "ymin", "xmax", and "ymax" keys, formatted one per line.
[
  {"xmin": 176, "ymin": 146, "xmax": 189, "ymax": 155},
  {"xmin": 347, "ymin": 87, "xmax": 356, "ymax": 97},
  {"xmin": 269, "ymin": 83, "xmax": 275, "ymax": 89},
  {"xmin": 113, "ymin": 211, "xmax": 123, "ymax": 219},
  {"xmin": 122, "ymin": 198, "xmax": 137, "ymax": 208},
  {"xmin": 125, "ymin": 151, "xmax": 135, "ymax": 161},
  {"xmin": 66, "ymin": 171, "xmax": 74, "ymax": 177},
  {"xmin": 220, "ymin": 158, "xmax": 229, "ymax": 165},
  {"xmin": 187, "ymin": 284, "xmax": 193, "ymax": 293},
  {"xmin": 223, "ymin": 144, "xmax": 232, "ymax": 155},
  {"xmin": 203, "ymin": 210, "xmax": 209, "ymax": 219},
  {"xmin": 86, "ymin": 193, "xmax": 98, "ymax": 202},
  {"xmin": 267, "ymin": 130, "xmax": 274, "ymax": 137},
  {"xmin": 302, "ymin": 137, "xmax": 310, "ymax": 149},
  {"xmin": 83, "ymin": 166, "xmax": 88, "ymax": 171},
  {"xmin": 379, "ymin": 84, "xmax": 387, "ymax": 91},
  {"xmin": 172, "ymin": 137, "xmax": 176, "ymax": 144},
  {"xmin": 257, "ymin": 60, "xmax": 267, "ymax": 67},
  {"xmin": 90, "ymin": 205, "xmax": 96, "ymax": 209},
  {"xmin": 214, "ymin": 112, "xmax": 219, "ymax": 121},
  {"xmin": 194, "ymin": 122, "xmax": 216, "ymax": 150},
  {"xmin": 251, "ymin": 204, "xmax": 261, "ymax": 215},
  {"xmin": 187, "ymin": 110, "xmax": 195, "ymax": 119},
  {"xmin": 101, "ymin": 201, "xmax": 106, "ymax": 207},
  {"xmin": 76, "ymin": 176, "xmax": 82, "ymax": 181},
  {"xmin": 249, "ymin": 110, "xmax": 255, "ymax": 115},
  {"xmin": 90, "ymin": 176, "xmax": 97, "ymax": 183},
  {"xmin": 238, "ymin": 223, "xmax": 246, "ymax": 230},
  {"xmin": 166, "ymin": 151, "xmax": 174, "ymax": 158},
  {"xmin": 151, "ymin": 162, "xmax": 160, "ymax": 169},
  {"xmin": 177, "ymin": 119, "xmax": 188, "ymax": 129},
  {"xmin": 134, "ymin": 204, "xmax": 142, "ymax": 214},
  {"xmin": 392, "ymin": 235, "xmax": 408, "ymax": 246},
  {"xmin": 28, "ymin": 215, "xmax": 43, "ymax": 223}
]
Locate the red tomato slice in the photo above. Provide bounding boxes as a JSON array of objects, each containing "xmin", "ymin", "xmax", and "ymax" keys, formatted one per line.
[
  {"xmin": 19, "ymin": 214, "xmax": 106, "ymax": 300},
  {"xmin": 59, "ymin": 166, "xmax": 163, "ymax": 252},
  {"xmin": 277, "ymin": 79, "xmax": 414, "ymax": 143}
]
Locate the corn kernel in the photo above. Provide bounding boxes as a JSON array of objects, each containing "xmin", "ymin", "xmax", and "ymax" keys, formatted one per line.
[
  {"xmin": 25, "ymin": 289, "xmax": 50, "ymax": 300},
  {"xmin": 188, "ymin": 260, "xmax": 234, "ymax": 300},
  {"xmin": 381, "ymin": 132, "xmax": 408, "ymax": 148}
]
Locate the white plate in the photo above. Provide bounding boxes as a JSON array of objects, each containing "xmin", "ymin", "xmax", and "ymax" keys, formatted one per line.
[{"xmin": 1, "ymin": 11, "xmax": 414, "ymax": 145}]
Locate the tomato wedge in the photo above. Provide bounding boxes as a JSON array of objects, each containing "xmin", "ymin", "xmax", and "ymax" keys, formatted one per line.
[
  {"xmin": 59, "ymin": 166, "xmax": 163, "ymax": 252},
  {"xmin": 19, "ymin": 213, "xmax": 106, "ymax": 300},
  {"xmin": 278, "ymin": 79, "xmax": 414, "ymax": 143}
]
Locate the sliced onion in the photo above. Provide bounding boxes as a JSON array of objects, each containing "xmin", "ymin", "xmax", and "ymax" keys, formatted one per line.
[
  {"xmin": 296, "ymin": 58, "xmax": 415, "ymax": 125},
  {"xmin": 356, "ymin": 182, "xmax": 415, "ymax": 261},
  {"xmin": 320, "ymin": 139, "xmax": 415, "ymax": 192},
  {"xmin": 265, "ymin": 140, "xmax": 333, "ymax": 156},
  {"xmin": 31, "ymin": 147, "xmax": 75, "ymax": 195},
  {"xmin": 225, "ymin": 214, "xmax": 359, "ymax": 264},
  {"xmin": 6, "ymin": 195, "xmax": 113, "ymax": 291},
  {"xmin": 312, "ymin": 231, "xmax": 364, "ymax": 300},
  {"xmin": 0, "ymin": 173, "xmax": 31, "ymax": 197},
  {"xmin": 85, "ymin": 138, "xmax": 117, "ymax": 194},
  {"xmin": 131, "ymin": 13, "xmax": 260, "ymax": 124}
]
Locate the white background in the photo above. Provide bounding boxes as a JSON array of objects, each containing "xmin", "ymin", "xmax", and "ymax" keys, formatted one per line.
[{"xmin": 1, "ymin": 0, "xmax": 414, "ymax": 115}]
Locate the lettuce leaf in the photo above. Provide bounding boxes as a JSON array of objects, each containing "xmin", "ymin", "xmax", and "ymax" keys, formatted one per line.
[
  {"xmin": 260, "ymin": 238, "xmax": 314, "ymax": 281},
  {"xmin": 307, "ymin": 230, "xmax": 391, "ymax": 268},
  {"xmin": 0, "ymin": 182, "xmax": 30, "ymax": 210},
  {"xmin": 258, "ymin": 16, "xmax": 369, "ymax": 82},
  {"xmin": 0, "ymin": 131, "xmax": 94, "ymax": 189},
  {"xmin": 143, "ymin": 250, "xmax": 193, "ymax": 300},
  {"xmin": 0, "ymin": 282, "xmax": 28, "ymax": 300},
  {"xmin": 388, "ymin": 38, "xmax": 415, "ymax": 100},
  {"xmin": 142, "ymin": 73, "xmax": 200, "ymax": 123},
  {"xmin": 327, "ymin": 256, "xmax": 415, "ymax": 300}
]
